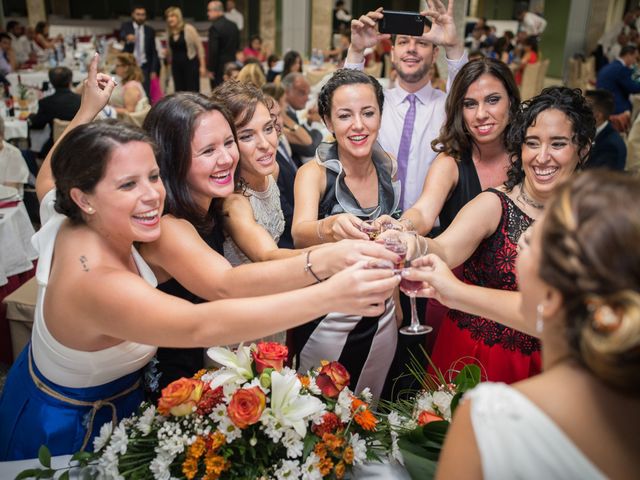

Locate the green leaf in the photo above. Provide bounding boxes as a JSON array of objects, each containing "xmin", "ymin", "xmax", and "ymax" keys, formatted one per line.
[
  {"xmin": 453, "ymin": 364, "xmax": 481, "ymax": 392},
  {"xmin": 59, "ymin": 471, "xmax": 70, "ymax": 480},
  {"xmin": 15, "ymin": 469, "xmax": 42, "ymax": 480},
  {"xmin": 38, "ymin": 445, "xmax": 51, "ymax": 469},
  {"xmin": 70, "ymin": 451, "xmax": 94, "ymax": 466},
  {"xmin": 400, "ymin": 447, "xmax": 439, "ymax": 480},
  {"xmin": 35, "ymin": 469, "xmax": 55, "ymax": 479},
  {"xmin": 302, "ymin": 434, "xmax": 319, "ymax": 459}
]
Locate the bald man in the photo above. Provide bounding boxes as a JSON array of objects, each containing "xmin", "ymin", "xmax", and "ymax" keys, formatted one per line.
[{"xmin": 207, "ymin": 0, "xmax": 240, "ymax": 88}]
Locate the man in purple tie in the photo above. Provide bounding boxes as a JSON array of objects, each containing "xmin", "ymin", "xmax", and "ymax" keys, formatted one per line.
[{"xmin": 345, "ymin": 0, "xmax": 466, "ymax": 213}]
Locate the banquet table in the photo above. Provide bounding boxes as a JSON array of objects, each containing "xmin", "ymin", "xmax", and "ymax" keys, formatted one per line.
[
  {"xmin": 3, "ymin": 117, "xmax": 51, "ymax": 154},
  {"xmin": 7, "ymin": 70, "xmax": 86, "ymax": 90}
]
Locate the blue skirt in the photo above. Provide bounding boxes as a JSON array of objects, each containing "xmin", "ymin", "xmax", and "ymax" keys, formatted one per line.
[{"xmin": 0, "ymin": 344, "xmax": 145, "ymax": 461}]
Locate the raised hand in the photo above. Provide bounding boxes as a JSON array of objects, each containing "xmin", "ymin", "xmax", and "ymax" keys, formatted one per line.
[
  {"xmin": 420, "ymin": 0, "xmax": 462, "ymax": 55},
  {"xmin": 319, "ymin": 239, "xmax": 402, "ymax": 275},
  {"xmin": 402, "ymin": 253, "xmax": 462, "ymax": 305},
  {"xmin": 349, "ymin": 8, "xmax": 390, "ymax": 54},
  {"xmin": 328, "ymin": 261, "xmax": 400, "ymax": 317},
  {"xmin": 328, "ymin": 213, "xmax": 369, "ymax": 241},
  {"xmin": 78, "ymin": 53, "xmax": 117, "ymax": 121}
]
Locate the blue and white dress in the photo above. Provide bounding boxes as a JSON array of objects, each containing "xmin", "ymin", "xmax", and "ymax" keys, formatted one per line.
[{"xmin": 0, "ymin": 192, "xmax": 157, "ymax": 460}]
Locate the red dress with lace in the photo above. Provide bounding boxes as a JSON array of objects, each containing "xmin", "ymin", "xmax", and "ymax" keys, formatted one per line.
[{"xmin": 430, "ymin": 189, "xmax": 541, "ymax": 383}]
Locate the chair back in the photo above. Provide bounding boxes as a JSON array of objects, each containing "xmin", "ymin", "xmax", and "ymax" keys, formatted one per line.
[
  {"xmin": 118, "ymin": 105, "xmax": 151, "ymax": 127},
  {"xmin": 536, "ymin": 59, "xmax": 550, "ymax": 94},
  {"xmin": 52, "ymin": 118, "xmax": 71, "ymax": 143},
  {"xmin": 519, "ymin": 61, "xmax": 542, "ymax": 100}
]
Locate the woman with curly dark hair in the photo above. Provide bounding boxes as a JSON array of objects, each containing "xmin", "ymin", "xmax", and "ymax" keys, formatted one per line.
[{"xmin": 402, "ymin": 87, "xmax": 595, "ymax": 384}]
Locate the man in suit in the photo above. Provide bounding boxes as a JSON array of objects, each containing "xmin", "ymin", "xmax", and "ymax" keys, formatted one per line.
[
  {"xmin": 596, "ymin": 45, "xmax": 640, "ymax": 132},
  {"xmin": 207, "ymin": 0, "xmax": 240, "ymax": 88},
  {"xmin": 27, "ymin": 67, "xmax": 81, "ymax": 157},
  {"xmin": 585, "ymin": 89, "xmax": 626, "ymax": 171},
  {"xmin": 119, "ymin": 5, "xmax": 159, "ymax": 97},
  {"xmin": 281, "ymin": 73, "xmax": 323, "ymax": 166}
]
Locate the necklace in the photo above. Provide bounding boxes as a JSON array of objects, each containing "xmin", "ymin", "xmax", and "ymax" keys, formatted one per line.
[{"xmin": 518, "ymin": 185, "xmax": 544, "ymax": 210}]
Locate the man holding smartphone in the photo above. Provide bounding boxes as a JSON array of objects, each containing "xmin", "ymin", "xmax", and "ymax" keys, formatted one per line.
[{"xmin": 345, "ymin": 0, "xmax": 466, "ymax": 213}]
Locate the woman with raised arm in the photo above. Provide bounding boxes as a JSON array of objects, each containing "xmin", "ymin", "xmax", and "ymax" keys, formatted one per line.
[
  {"xmin": 403, "ymin": 87, "xmax": 595, "ymax": 383},
  {"xmin": 0, "ymin": 56, "xmax": 399, "ymax": 461},
  {"xmin": 436, "ymin": 171, "xmax": 640, "ymax": 479}
]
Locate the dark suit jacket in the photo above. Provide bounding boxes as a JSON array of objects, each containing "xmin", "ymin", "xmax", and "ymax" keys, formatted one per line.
[
  {"xmin": 28, "ymin": 88, "xmax": 81, "ymax": 155},
  {"xmin": 119, "ymin": 21, "xmax": 160, "ymax": 74},
  {"xmin": 285, "ymin": 107, "xmax": 323, "ymax": 165},
  {"xmin": 275, "ymin": 142, "xmax": 298, "ymax": 249},
  {"xmin": 585, "ymin": 122, "xmax": 626, "ymax": 171},
  {"xmin": 596, "ymin": 60, "xmax": 640, "ymax": 114},
  {"xmin": 208, "ymin": 16, "xmax": 239, "ymax": 83}
]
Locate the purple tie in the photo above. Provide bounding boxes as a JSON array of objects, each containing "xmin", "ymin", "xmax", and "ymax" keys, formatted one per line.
[{"xmin": 397, "ymin": 94, "xmax": 417, "ymax": 209}]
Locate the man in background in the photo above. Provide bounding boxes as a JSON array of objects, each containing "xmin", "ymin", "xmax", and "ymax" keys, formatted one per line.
[
  {"xmin": 6, "ymin": 21, "xmax": 31, "ymax": 66},
  {"xmin": 584, "ymin": 89, "xmax": 626, "ymax": 171},
  {"xmin": 225, "ymin": 0, "xmax": 244, "ymax": 32},
  {"xmin": 207, "ymin": 1, "xmax": 240, "ymax": 88},
  {"xmin": 119, "ymin": 5, "xmax": 160, "ymax": 97},
  {"xmin": 27, "ymin": 67, "xmax": 81, "ymax": 157}
]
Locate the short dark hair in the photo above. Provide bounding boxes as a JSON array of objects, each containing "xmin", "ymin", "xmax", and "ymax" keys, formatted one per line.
[
  {"xmin": 131, "ymin": 4, "xmax": 146, "ymax": 12},
  {"xmin": 35, "ymin": 21, "xmax": 48, "ymax": 35},
  {"xmin": 6, "ymin": 21, "xmax": 19, "ymax": 32},
  {"xmin": 143, "ymin": 92, "xmax": 237, "ymax": 235},
  {"xmin": 585, "ymin": 89, "xmax": 615, "ymax": 118},
  {"xmin": 49, "ymin": 66, "xmax": 73, "ymax": 89},
  {"xmin": 505, "ymin": 86, "xmax": 596, "ymax": 191},
  {"xmin": 620, "ymin": 45, "xmax": 638, "ymax": 58},
  {"xmin": 52, "ymin": 120, "xmax": 154, "ymax": 224},
  {"xmin": 282, "ymin": 50, "xmax": 302, "ymax": 78},
  {"xmin": 0, "ymin": 33, "xmax": 11, "ymax": 43},
  {"xmin": 318, "ymin": 68, "xmax": 384, "ymax": 120}
]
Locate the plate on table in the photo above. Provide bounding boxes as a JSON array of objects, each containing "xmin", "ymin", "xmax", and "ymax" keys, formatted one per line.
[{"xmin": 0, "ymin": 184, "xmax": 18, "ymax": 201}]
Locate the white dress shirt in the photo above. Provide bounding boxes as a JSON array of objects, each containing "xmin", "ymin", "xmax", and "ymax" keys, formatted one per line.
[
  {"xmin": 225, "ymin": 9, "xmax": 244, "ymax": 31},
  {"xmin": 346, "ymin": 52, "xmax": 468, "ymax": 210}
]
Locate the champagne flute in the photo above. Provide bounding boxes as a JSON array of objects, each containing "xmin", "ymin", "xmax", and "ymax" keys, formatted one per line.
[
  {"xmin": 360, "ymin": 219, "xmax": 381, "ymax": 240},
  {"xmin": 399, "ymin": 239, "xmax": 432, "ymax": 336}
]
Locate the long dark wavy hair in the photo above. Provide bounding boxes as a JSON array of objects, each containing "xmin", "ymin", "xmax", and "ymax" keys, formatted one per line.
[
  {"xmin": 432, "ymin": 57, "xmax": 520, "ymax": 161},
  {"xmin": 142, "ymin": 92, "xmax": 237, "ymax": 234},
  {"xmin": 504, "ymin": 86, "xmax": 595, "ymax": 192}
]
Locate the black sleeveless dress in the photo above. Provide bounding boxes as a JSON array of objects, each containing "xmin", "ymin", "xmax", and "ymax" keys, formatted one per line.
[
  {"xmin": 153, "ymin": 225, "xmax": 225, "ymax": 393},
  {"xmin": 438, "ymin": 149, "xmax": 482, "ymax": 231}
]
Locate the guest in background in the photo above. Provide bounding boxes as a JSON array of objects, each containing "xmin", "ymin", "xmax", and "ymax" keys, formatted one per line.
[
  {"xmin": 6, "ymin": 21, "xmax": 31, "ymax": 67},
  {"xmin": 282, "ymin": 73, "xmax": 323, "ymax": 165},
  {"xmin": 165, "ymin": 6, "xmax": 206, "ymax": 93},
  {"xmin": 237, "ymin": 62, "xmax": 266, "ymax": 88},
  {"xmin": 429, "ymin": 62, "xmax": 446, "ymax": 92},
  {"xmin": 584, "ymin": 89, "xmax": 626, "ymax": 171},
  {"xmin": 0, "ymin": 117, "xmax": 29, "ymax": 196},
  {"xmin": 516, "ymin": 6, "xmax": 547, "ymax": 37},
  {"xmin": 0, "ymin": 33, "xmax": 16, "ymax": 75},
  {"xmin": 333, "ymin": 0, "xmax": 352, "ymax": 34},
  {"xmin": 224, "ymin": 0, "xmax": 244, "ymax": 32},
  {"xmin": 435, "ymin": 171, "xmax": 640, "ymax": 479},
  {"xmin": 596, "ymin": 45, "xmax": 640, "ymax": 132},
  {"xmin": 119, "ymin": 5, "xmax": 160, "ymax": 97},
  {"xmin": 275, "ymin": 50, "xmax": 303, "ymax": 85},
  {"xmin": 110, "ymin": 53, "xmax": 149, "ymax": 114},
  {"xmin": 223, "ymin": 61, "xmax": 241, "ymax": 82},
  {"xmin": 243, "ymin": 35, "xmax": 267, "ymax": 62},
  {"xmin": 492, "ymin": 36, "xmax": 514, "ymax": 65},
  {"xmin": 514, "ymin": 36, "xmax": 538, "ymax": 86},
  {"xmin": 27, "ymin": 66, "xmax": 81, "ymax": 157},
  {"xmin": 32, "ymin": 21, "xmax": 58, "ymax": 63},
  {"xmin": 266, "ymin": 54, "xmax": 281, "ymax": 82},
  {"xmin": 207, "ymin": 0, "xmax": 240, "ymax": 88}
]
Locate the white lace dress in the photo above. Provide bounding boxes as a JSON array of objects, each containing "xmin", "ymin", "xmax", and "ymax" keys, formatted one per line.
[{"xmin": 468, "ymin": 382, "xmax": 607, "ymax": 480}]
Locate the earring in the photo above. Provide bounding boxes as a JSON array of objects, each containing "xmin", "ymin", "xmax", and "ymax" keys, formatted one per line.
[
  {"xmin": 536, "ymin": 304, "xmax": 544, "ymax": 334},
  {"xmin": 86, "ymin": 206, "xmax": 95, "ymax": 214}
]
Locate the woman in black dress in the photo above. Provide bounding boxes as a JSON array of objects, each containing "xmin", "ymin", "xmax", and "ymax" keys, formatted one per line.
[{"xmin": 165, "ymin": 7, "xmax": 206, "ymax": 93}]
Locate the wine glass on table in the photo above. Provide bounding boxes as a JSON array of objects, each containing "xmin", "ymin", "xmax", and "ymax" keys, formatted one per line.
[{"xmin": 399, "ymin": 234, "xmax": 432, "ymax": 336}]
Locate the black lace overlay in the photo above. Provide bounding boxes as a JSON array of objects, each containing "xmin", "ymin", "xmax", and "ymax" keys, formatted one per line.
[{"xmin": 448, "ymin": 188, "xmax": 541, "ymax": 356}]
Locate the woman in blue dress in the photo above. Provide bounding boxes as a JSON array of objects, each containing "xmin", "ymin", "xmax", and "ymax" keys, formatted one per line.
[{"xmin": 0, "ymin": 56, "xmax": 400, "ymax": 461}]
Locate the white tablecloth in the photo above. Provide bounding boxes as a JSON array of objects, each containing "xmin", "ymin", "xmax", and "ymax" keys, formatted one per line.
[
  {"xmin": 0, "ymin": 201, "xmax": 37, "ymax": 286},
  {"xmin": 7, "ymin": 70, "xmax": 86, "ymax": 90},
  {"xmin": 2, "ymin": 118, "xmax": 50, "ymax": 153}
]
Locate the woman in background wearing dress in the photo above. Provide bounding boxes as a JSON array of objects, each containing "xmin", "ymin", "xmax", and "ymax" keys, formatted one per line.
[
  {"xmin": 111, "ymin": 53, "xmax": 149, "ymax": 114},
  {"xmin": 165, "ymin": 6, "xmax": 206, "ymax": 93},
  {"xmin": 435, "ymin": 171, "xmax": 640, "ymax": 479},
  {"xmin": 404, "ymin": 87, "xmax": 595, "ymax": 384}
]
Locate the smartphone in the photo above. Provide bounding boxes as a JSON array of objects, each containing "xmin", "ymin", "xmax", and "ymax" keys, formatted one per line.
[{"xmin": 378, "ymin": 10, "xmax": 426, "ymax": 37}]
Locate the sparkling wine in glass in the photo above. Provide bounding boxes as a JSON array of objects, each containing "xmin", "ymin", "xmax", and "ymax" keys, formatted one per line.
[
  {"xmin": 360, "ymin": 220, "xmax": 381, "ymax": 240},
  {"xmin": 399, "ymin": 251, "xmax": 433, "ymax": 336}
]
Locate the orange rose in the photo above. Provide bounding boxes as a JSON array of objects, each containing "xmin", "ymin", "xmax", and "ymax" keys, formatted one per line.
[
  {"xmin": 158, "ymin": 378, "xmax": 204, "ymax": 416},
  {"xmin": 252, "ymin": 342, "xmax": 288, "ymax": 374},
  {"xmin": 417, "ymin": 410, "xmax": 443, "ymax": 426},
  {"xmin": 227, "ymin": 386, "xmax": 266, "ymax": 429},
  {"xmin": 316, "ymin": 361, "xmax": 350, "ymax": 398}
]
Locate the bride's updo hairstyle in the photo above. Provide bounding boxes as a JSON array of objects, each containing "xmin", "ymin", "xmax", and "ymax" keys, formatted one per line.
[
  {"xmin": 52, "ymin": 120, "xmax": 154, "ymax": 224},
  {"xmin": 539, "ymin": 171, "xmax": 640, "ymax": 392}
]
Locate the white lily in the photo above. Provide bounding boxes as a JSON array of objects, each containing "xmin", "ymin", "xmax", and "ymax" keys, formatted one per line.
[
  {"xmin": 267, "ymin": 371, "xmax": 325, "ymax": 437},
  {"xmin": 206, "ymin": 344, "xmax": 254, "ymax": 389}
]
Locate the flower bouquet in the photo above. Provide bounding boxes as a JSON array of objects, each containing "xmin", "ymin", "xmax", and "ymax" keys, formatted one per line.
[
  {"xmin": 382, "ymin": 352, "xmax": 481, "ymax": 480},
  {"xmin": 22, "ymin": 342, "xmax": 390, "ymax": 479}
]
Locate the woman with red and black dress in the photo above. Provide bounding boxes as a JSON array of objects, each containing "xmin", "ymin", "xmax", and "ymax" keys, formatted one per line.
[{"xmin": 401, "ymin": 87, "xmax": 595, "ymax": 383}]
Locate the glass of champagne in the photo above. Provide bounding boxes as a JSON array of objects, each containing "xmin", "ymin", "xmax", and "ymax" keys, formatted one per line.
[
  {"xmin": 399, "ymin": 242, "xmax": 433, "ymax": 336},
  {"xmin": 360, "ymin": 219, "xmax": 381, "ymax": 240}
]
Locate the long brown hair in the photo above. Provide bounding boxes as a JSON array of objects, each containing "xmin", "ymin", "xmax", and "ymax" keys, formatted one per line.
[{"xmin": 431, "ymin": 57, "xmax": 520, "ymax": 161}]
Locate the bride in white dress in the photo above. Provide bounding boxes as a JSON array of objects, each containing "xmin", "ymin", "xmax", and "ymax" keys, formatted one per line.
[{"xmin": 415, "ymin": 171, "xmax": 640, "ymax": 479}]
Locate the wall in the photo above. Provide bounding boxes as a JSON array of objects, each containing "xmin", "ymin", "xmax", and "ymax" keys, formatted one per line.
[{"xmin": 539, "ymin": 0, "xmax": 571, "ymax": 78}]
